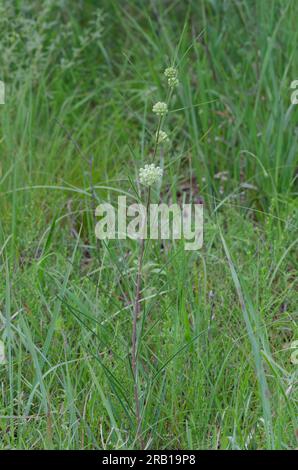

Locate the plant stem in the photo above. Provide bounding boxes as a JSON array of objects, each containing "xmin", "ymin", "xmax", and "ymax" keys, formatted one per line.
[
  {"xmin": 131, "ymin": 187, "xmax": 151, "ymax": 449},
  {"xmin": 132, "ymin": 96, "xmax": 168, "ymax": 447},
  {"xmin": 132, "ymin": 236, "xmax": 145, "ymax": 447}
]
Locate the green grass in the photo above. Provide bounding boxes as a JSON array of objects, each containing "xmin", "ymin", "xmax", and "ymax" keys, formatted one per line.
[{"xmin": 0, "ymin": 0, "xmax": 297, "ymax": 450}]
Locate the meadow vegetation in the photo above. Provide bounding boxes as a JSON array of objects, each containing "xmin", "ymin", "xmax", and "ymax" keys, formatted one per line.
[{"xmin": 0, "ymin": 0, "xmax": 297, "ymax": 449}]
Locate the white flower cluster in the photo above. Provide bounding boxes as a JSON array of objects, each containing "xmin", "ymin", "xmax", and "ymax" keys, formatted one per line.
[
  {"xmin": 164, "ymin": 67, "xmax": 177, "ymax": 78},
  {"xmin": 152, "ymin": 101, "xmax": 168, "ymax": 116},
  {"xmin": 156, "ymin": 130, "xmax": 169, "ymax": 144},
  {"xmin": 164, "ymin": 67, "xmax": 179, "ymax": 88},
  {"xmin": 138, "ymin": 66, "xmax": 179, "ymax": 187},
  {"xmin": 139, "ymin": 164, "xmax": 163, "ymax": 186}
]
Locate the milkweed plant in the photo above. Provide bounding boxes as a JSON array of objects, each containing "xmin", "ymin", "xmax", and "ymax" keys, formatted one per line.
[{"xmin": 132, "ymin": 66, "xmax": 179, "ymax": 448}]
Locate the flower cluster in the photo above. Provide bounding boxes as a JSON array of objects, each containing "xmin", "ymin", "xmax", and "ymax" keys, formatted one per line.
[
  {"xmin": 139, "ymin": 164, "xmax": 163, "ymax": 186},
  {"xmin": 156, "ymin": 130, "xmax": 169, "ymax": 144},
  {"xmin": 152, "ymin": 101, "xmax": 168, "ymax": 116},
  {"xmin": 164, "ymin": 67, "xmax": 177, "ymax": 78},
  {"xmin": 139, "ymin": 66, "xmax": 179, "ymax": 187},
  {"xmin": 164, "ymin": 67, "xmax": 179, "ymax": 88}
]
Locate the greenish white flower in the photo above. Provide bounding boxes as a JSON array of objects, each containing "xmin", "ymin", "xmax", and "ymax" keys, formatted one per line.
[
  {"xmin": 152, "ymin": 101, "xmax": 168, "ymax": 116},
  {"xmin": 164, "ymin": 67, "xmax": 178, "ymax": 79},
  {"xmin": 156, "ymin": 130, "xmax": 169, "ymax": 144},
  {"xmin": 168, "ymin": 77, "xmax": 179, "ymax": 88},
  {"xmin": 139, "ymin": 164, "xmax": 163, "ymax": 186},
  {"xmin": 164, "ymin": 67, "xmax": 179, "ymax": 87}
]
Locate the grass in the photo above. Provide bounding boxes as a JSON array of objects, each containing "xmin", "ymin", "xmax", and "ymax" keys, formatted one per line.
[{"xmin": 0, "ymin": 0, "xmax": 297, "ymax": 450}]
